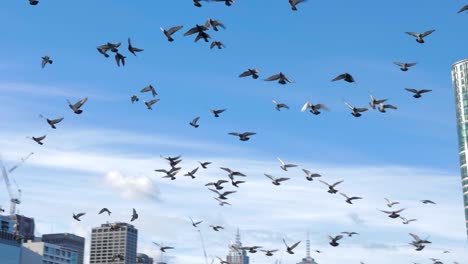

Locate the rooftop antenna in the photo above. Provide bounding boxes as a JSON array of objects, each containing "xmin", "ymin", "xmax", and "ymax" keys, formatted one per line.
[{"xmin": 306, "ymin": 230, "xmax": 310, "ymax": 258}]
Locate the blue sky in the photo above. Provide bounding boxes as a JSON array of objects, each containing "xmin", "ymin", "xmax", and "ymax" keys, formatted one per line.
[{"xmin": 0, "ymin": 0, "xmax": 467, "ymax": 263}]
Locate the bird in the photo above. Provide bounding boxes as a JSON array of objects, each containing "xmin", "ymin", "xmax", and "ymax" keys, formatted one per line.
[
  {"xmin": 131, "ymin": 95, "xmax": 139, "ymax": 104},
  {"xmin": 378, "ymin": 103, "xmax": 397, "ymax": 113},
  {"xmin": 302, "ymin": 169, "xmax": 321, "ymax": 181},
  {"xmin": 229, "ymin": 132, "xmax": 256, "ymax": 141},
  {"xmin": 368, "ymin": 94, "xmax": 388, "ymax": 109},
  {"xmin": 260, "ymin": 249, "xmax": 278, "ymax": 256},
  {"xmin": 155, "ymin": 167, "xmax": 181, "ymax": 176},
  {"xmin": 131, "ymin": 208, "xmax": 138, "ymax": 222},
  {"xmin": 184, "ymin": 167, "xmax": 199, "ymax": 179},
  {"xmin": 343, "ymin": 101, "xmax": 368, "ymax": 117},
  {"xmin": 264, "ymin": 174, "xmax": 290, "ymax": 186},
  {"xmin": 190, "ymin": 117, "xmax": 200, "ymax": 128},
  {"xmin": 277, "ymin": 158, "xmax": 298, "ymax": 171},
  {"xmin": 241, "ymin": 246, "xmax": 263, "ymax": 253},
  {"xmin": 31, "ymin": 135, "xmax": 46, "ymax": 145},
  {"xmin": 264, "ymin": 72, "xmax": 293, "ymax": 84},
  {"xmin": 73, "ymin": 213, "xmax": 85, "ymax": 221},
  {"xmin": 161, "ymin": 25, "xmax": 184, "ymax": 42},
  {"xmin": 319, "ymin": 180, "xmax": 344, "ymax": 194},
  {"xmin": 301, "ymin": 102, "xmax": 329, "ymax": 115},
  {"xmin": 379, "ymin": 208, "xmax": 406, "ymax": 218},
  {"xmin": 195, "ymin": 31, "xmax": 212, "ymax": 43},
  {"xmin": 212, "ymin": 0, "xmax": 235, "ymax": 6},
  {"xmin": 210, "ymin": 41, "xmax": 226, "ymax": 49},
  {"xmin": 127, "ymin": 38, "xmax": 143, "ymax": 56},
  {"xmin": 220, "ymin": 167, "xmax": 246, "ymax": 179},
  {"xmin": 98, "ymin": 208, "xmax": 111, "ymax": 216},
  {"xmin": 457, "ymin": 5, "xmax": 468, "ymax": 13},
  {"xmin": 231, "ymin": 180, "xmax": 245, "ymax": 188},
  {"xmin": 289, "ymin": 0, "xmax": 307, "ymax": 11},
  {"xmin": 328, "ymin": 235, "xmax": 343, "ymax": 247},
  {"xmin": 406, "ymin": 30, "xmax": 435, "ymax": 43},
  {"xmin": 161, "ymin": 155, "xmax": 182, "ymax": 163},
  {"xmin": 199, "ymin": 161, "xmax": 211, "ymax": 169},
  {"xmin": 189, "ymin": 217, "xmax": 203, "ymax": 228},
  {"xmin": 216, "ymin": 256, "xmax": 230, "ymax": 264},
  {"xmin": 341, "ymin": 232, "xmax": 359, "ymax": 237},
  {"xmin": 209, "ymin": 189, "xmax": 236, "ymax": 200},
  {"xmin": 210, "ymin": 225, "xmax": 224, "ymax": 231},
  {"xmin": 214, "ymin": 197, "xmax": 231, "ymax": 206},
  {"xmin": 115, "ymin": 52, "xmax": 126, "ymax": 67},
  {"xmin": 68, "ymin": 97, "xmax": 88, "ymax": 114},
  {"xmin": 111, "ymin": 254, "xmax": 125, "ymax": 261},
  {"xmin": 400, "ymin": 217, "xmax": 417, "ymax": 224},
  {"xmin": 184, "ymin": 24, "xmax": 209, "ymax": 37},
  {"xmin": 331, "ymin": 73, "xmax": 355, "ymax": 83},
  {"xmin": 340, "ymin": 193, "xmax": 363, "ymax": 204},
  {"xmin": 193, "ymin": 0, "xmax": 203, "ymax": 7},
  {"xmin": 140, "ymin": 85, "xmax": 157, "ymax": 97},
  {"xmin": 205, "ymin": 180, "xmax": 229, "ymax": 190},
  {"xmin": 160, "ymin": 171, "xmax": 179, "ymax": 181},
  {"xmin": 210, "ymin": 109, "xmax": 226, "ymax": 117},
  {"xmin": 41, "ymin": 55, "xmax": 53, "ymax": 69},
  {"xmin": 39, "ymin": 115, "xmax": 64, "ymax": 129},
  {"xmin": 405, "ymin": 88, "xmax": 432, "ymax": 98},
  {"xmin": 272, "ymin": 100, "xmax": 290, "ymax": 111},
  {"xmin": 421, "ymin": 199, "xmax": 436, "ymax": 204},
  {"xmin": 97, "ymin": 42, "xmax": 121, "ymax": 55},
  {"xmin": 283, "ymin": 239, "xmax": 301, "ymax": 254},
  {"xmin": 144, "ymin": 99, "xmax": 160, "ymax": 110},
  {"xmin": 385, "ymin": 198, "xmax": 399, "ymax": 208},
  {"xmin": 153, "ymin": 242, "xmax": 174, "ymax": 252},
  {"xmin": 409, "ymin": 241, "xmax": 425, "ymax": 251},
  {"xmin": 394, "ymin": 62, "xmax": 417, "ymax": 71},
  {"xmin": 206, "ymin": 18, "xmax": 226, "ymax": 31},
  {"xmin": 239, "ymin": 69, "xmax": 260, "ymax": 79},
  {"xmin": 29, "ymin": 0, "xmax": 39, "ymax": 5},
  {"xmin": 409, "ymin": 233, "xmax": 431, "ymax": 244}
]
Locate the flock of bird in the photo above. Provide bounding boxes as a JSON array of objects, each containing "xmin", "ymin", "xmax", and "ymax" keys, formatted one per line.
[{"xmin": 11, "ymin": 0, "xmax": 468, "ymax": 264}]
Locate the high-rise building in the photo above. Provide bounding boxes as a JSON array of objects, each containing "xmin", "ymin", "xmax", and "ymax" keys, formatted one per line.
[
  {"xmin": 42, "ymin": 233, "xmax": 85, "ymax": 264},
  {"xmin": 136, "ymin": 253, "xmax": 154, "ymax": 264},
  {"xmin": 89, "ymin": 222, "xmax": 138, "ymax": 264},
  {"xmin": 452, "ymin": 58, "xmax": 468, "ymax": 237},
  {"xmin": 296, "ymin": 232, "xmax": 318, "ymax": 264},
  {"xmin": 21, "ymin": 240, "xmax": 78, "ymax": 264},
  {"xmin": 0, "ymin": 214, "xmax": 35, "ymax": 242},
  {"xmin": 226, "ymin": 229, "xmax": 249, "ymax": 264},
  {"xmin": 0, "ymin": 217, "xmax": 22, "ymax": 264}
]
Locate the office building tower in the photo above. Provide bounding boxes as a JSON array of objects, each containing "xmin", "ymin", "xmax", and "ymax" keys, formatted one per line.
[
  {"xmin": 43, "ymin": 233, "xmax": 85, "ymax": 264},
  {"xmin": 136, "ymin": 253, "xmax": 154, "ymax": 264},
  {"xmin": 226, "ymin": 229, "xmax": 249, "ymax": 264},
  {"xmin": 452, "ymin": 58, "xmax": 468, "ymax": 237},
  {"xmin": 0, "ymin": 217, "xmax": 21, "ymax": 264},
  {"xmin": 21, "ymin": 240, "xmax": 78, "ymax": 264},
  {"xmin": 89, "ymin": 222, "xmax": 138, "ymax": 264},
  {"xmin": 296, "ymin": 232, "xmax": 318, "ymax": 264}
]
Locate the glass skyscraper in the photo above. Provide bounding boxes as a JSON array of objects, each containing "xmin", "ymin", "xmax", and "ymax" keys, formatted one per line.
[{"xmin": 452, "ymin": 58, "xmax": 468, "ymax": 237}]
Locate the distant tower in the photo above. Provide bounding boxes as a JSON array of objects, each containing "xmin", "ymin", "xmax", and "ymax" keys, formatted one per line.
[
  {"xmin": 296, "ymin": 231, "xmax": 318, "ymax": 264},
  {"xmin": 452, "ymin": 58, "xmax": 468, "ymax": 238},
  {"xmin": 226, "ymin": 228, "xmax": 249, "ymax": 264}
]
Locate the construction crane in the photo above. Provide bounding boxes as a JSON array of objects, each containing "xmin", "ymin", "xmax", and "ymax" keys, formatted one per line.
[{"xmin": 0, "ymin": 152, "xmax": 33, "ymax": 216}]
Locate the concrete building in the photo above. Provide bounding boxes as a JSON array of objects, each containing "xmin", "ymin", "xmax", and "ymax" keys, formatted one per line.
[
  {"xmin": 0, "ymin": 217, "xmax": 22, "ymax": 264},
  {"xmin": 136, "ymin": 253, "xmax": 154, "ymax": 264},
  {"xmin": 22, "ymin": 240, "xmax": 78, "ymax": 264},
  {"xmin": 42, "ymin": 233, "xmax": 85, "ymax": 264},
  {"xmin": 452, "ymin": 58, "xmax": 468, "ymax": 237},
  {"xmin": 226, "ymin": 229, "xmax": 249, "ymax": 264},
  {"xmin": 89, "ymin": 222, "xmax": 138, "ymax": 264}
]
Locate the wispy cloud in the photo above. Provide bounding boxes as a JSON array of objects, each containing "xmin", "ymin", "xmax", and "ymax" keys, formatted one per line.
[{"xmin": 104, "ymin": 171, "xmax": 161, "ymax": 202}]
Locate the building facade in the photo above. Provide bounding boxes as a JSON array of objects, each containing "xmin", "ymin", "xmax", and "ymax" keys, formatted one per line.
[
  {"xmin": 452, "ymin": 58, "xmax": 468, "ymax": 238},
  {"xmin": 42, "ymin": 233, "xmax": 85, "ymax": 264},
  {"xmin": 89, "ymin": 222, "xmax": 138, "ymax": 264},
  {"xmin": 22, "ymin": 241, "xmax": 78, "ymax": 264},
  {"xmin": 226, "ymin": 229, "xmax": 249, "ymax": 264},
  {"xmin": 0, "ymin": 217, "xmax": 22, "ymax": 264}
]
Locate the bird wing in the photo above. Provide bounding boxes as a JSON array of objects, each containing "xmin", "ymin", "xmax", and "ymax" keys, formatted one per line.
[
  {"xmin": 421, "ymin": 29, "xmax": 435, "ymax": 37},
  {"xmin": 340, "ymin": 193, "xmax": 349, "ymax": 199},
  {"xmin": 213, "ymin": 20, "xmax": 226, "ymax": 29},
  {"xmin": 419, "ymin": 89, "xmax": 432, "ymax": 94},
  {"xmin": 50, "ymin": 117, "xmax": 64, "ymax": 124},
  {"xmin": 184, "ymin": 27, "xmax": 199, "ymax": 36},
  {"xmin": 331, "ymin": 180, "xmax": 344, "ymax": 187},
  {"xmin": 277, "ymin": 178, "xmax": 290, "ymax": 182},
  {"xmin": 277, "ymin": 157, "xmax": 286, "ymax": 166},
  {"xmin": 220, "ymin": 167, "xmax": 232, "ymax": 173},
  {"xmin": 393, "ymin": 62, "xmax": 404, "ymax": 67},
  {"xmin": 222, "ymin": 191, "xmax": 236, "ymax": 196},
  {"xmin": 209, "ymin": 188, "xmax": 221, "ymax": 195},
  {"xmin": 192, "ymin": 116, "xmax": 200, "ymax": 124},
  {"xmin": 76, "ymin": 212, "xmax": 85, "ymax": 218},
  {"xmin": 74, "ymin": 97, "xmax": 88, "ymax": 109},
  {"xmin": 302, "ymin": 169, "xmax": 311, "ymax": 175},
  {"xmin": 356, "ymin": 107, "xmax": 369, "ymax": 112},
  {"xmin": 395, "ymin": 208, "xmax": 406, "ymax": 213},
  {"xmin": 239, "ymin": 70, "xmax": 251, "ymax": 77},
  {"xmin": 335, "ymin": 235, "xmax": 343, "ymax": 240},
  {"xmin": 383, "ymin": 104, "xmax": 397, "ymax": 109},
  {"xmin": 36, "ymin": 135, "xmax": 47, "ymax": 141},
  {"xmin": 409, "ymin": 233, "xmax": 422, "ymax": 242},
  {"xmin": 406, "ymin": 62, "xmax": 417, "ymax": 67},
  {"xmin": 458, "ymin": 5, "xmax": 468, "ymax": 13},
  {"xmin": 228, "ymin": 132, "xmax": 240, "ymax": 136},
  {"xmin": 148, "ymin": 99, "xmax": 160, "ymax": 105},
  {"xmin": 301, "ymin": 102, "xmax": 311, "ymax": 112},
  {"xmin": 167, "ymin": 25, "xmax": 183, "ymax": 35},
  {"xmin": 319, "ymin": 180, "xmax": 330, "ymax": 186},
  {"xmin": 210, "ymin": 42, "xmax": 216, "ymax": 49},
  {"xmin": 290, "ymin": 241, "xmax": 301, "ymax": 250},
  {"xmin": 379, "ymin": 209, "xmax": 392, "ymax": 214},
  {"xmin": 241, "ymin": 132, "xmax": 256, "ymax": 136},
  {"xmin": 405, "ymin": 32, "xmax": 419, "ymax": 37},
  {"xmin": 264, "ymin": 73, "xmax": 281, "ymax": 81},
  {"xmin": 316, "ymin": 104, "xmax": 330, "ymax": 111},
  {"xmin": 264, "ymin": 174, "xmax": 275, "ymax": 180},
  {"xmin": 217, "ymin": 180, "xmax": 229, "ymax": 184},
  {"xmin": 344, "ymin": 101, "xmax": 354, "ymax": 110},
  {"xmin": 405, "ymin": 88, "xmax": 418, "ymax": 93},
  {"xmin": 191, "ymin": 167, "xmax": 199, "ymax": 174},
  {"xmin": 331, "ymin": 74, "xmax": 345, "ymax": 81}
]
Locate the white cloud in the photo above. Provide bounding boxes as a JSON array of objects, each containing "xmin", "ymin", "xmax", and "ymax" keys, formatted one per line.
[{"xmin": 104, "ymin": 171, "xmax": 161, "ymax": 202}]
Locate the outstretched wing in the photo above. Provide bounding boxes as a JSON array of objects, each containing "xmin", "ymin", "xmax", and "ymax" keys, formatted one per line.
[
  {"xmin": 421, "ymin": 29, "xmax": 435, "ymax": 37},
  {"xmin": 74, "ymin": 97, "xmax": 88, "ymax": 109},
  {"xmin": 167, "ymin": 25, "xmax": 183, "ymax": 35},
  {"xmin": 264, "ymin": 73, "xmax": 281, "ymax": 81}
]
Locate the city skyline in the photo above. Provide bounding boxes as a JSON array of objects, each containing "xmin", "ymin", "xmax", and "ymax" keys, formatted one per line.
[{"xmin": 1, "ymin": 1, "xmax": 468, "ymax": 264}]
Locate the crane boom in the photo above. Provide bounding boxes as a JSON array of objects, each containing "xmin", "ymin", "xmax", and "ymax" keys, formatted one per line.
[
  {"xmin": 8, "ymin": 152, "xmax": 34, "ymax": 174},
  {"xmin": 0, "ymin": 153, "xmax": 32, "ymax": 215},
  {"xmin": 0, "ymin": 156, "xmax": 15, "ymax": 199}
]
